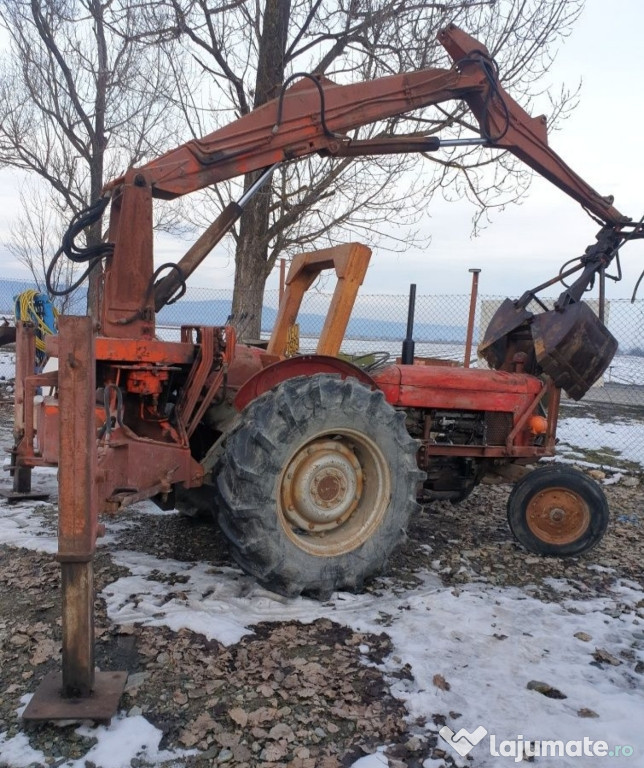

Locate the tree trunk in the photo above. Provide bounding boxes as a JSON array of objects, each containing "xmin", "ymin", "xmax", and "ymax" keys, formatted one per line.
[
  {"xmin": 87, "ymin": 0, "xmax": 107, "ymax": 322},
  {"xmin": 231, "ymin": 0, "xmax": 291, "ymax": 339},
  {"xmin": 233, "ymin": 212, "xmax": 269, "ymax": 340}
]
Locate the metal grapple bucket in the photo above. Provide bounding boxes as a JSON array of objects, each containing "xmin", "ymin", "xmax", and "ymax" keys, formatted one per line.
[
  {"xmin": 531, "ymin": 302, "xmax": 617, "ymax": 400},
  {"xmin": 479, "ymin": 300, "xmax": 617, "ymax": 401}
]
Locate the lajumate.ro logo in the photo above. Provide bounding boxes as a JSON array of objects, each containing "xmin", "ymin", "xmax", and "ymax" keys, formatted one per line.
[{"xmin": 438, "ymin": 724, "xmax": 635, "ymax": 761}]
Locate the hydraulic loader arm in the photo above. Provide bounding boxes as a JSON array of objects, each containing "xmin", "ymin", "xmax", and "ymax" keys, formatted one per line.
[
  {"xmin": 96, "ymin": 23, "xmax": 637, "ymax": 339},
  {"xmin": 106, "ymin": 25, "xmax": 627, "ymax": 228}
]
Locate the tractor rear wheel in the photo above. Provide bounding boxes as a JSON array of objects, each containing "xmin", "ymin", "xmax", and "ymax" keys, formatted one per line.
[
  {"xmin": 216, "ymin": 374, "xmax": 422, "ymax": 598},
  {"xmin": 507, "ymin": 465, "xmax": 609, "ymax": 556}
]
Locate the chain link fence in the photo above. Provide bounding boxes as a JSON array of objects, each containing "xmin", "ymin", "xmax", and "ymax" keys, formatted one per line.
[{"xmin": 1, "ymin": 278, "xmax": 642, "ymax": 469}]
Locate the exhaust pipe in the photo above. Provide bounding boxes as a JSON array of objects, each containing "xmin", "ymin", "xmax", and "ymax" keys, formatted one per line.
[{"xmin": 401, "ymin": 283, "xmax": 416, "ymax": 365}]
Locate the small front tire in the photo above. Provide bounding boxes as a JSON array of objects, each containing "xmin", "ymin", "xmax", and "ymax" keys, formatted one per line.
[{"xmin": 507, "ymin": 465, "xmax": 609, "ymax": 556}]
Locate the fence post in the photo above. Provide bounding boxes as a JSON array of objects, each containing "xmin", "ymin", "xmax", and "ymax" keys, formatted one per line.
[{"xmin": 464, "ymin": 268, "xmax": 481, "ymax": 368}]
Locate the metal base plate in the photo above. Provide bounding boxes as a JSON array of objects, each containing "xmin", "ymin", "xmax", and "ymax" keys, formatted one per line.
[
  {"xmin": 0, "ymin": 490, "xmax": 51, "ymax": 503},
  {"xmin": 22, "ymin": 671, "xmax": 127, "ymax": 724}
]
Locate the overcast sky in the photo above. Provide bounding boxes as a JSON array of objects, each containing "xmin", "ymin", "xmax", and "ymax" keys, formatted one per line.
[
  {"xmin": 360, "ymin": 0, "xmax": 644, "ymax": 301},
  {"xmin": 0, "ymin": 0, "xmax": 642, "ymax": 302}
]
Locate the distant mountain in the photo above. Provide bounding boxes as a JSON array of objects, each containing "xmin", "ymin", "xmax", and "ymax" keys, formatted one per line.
[
  {"xmin": 2, "ymin": 276, "xmax": 636, "ymax": 350},
  {"xmin": 157, "ymin": 297, "xmax": 466, "ymax": 342},
  {"xmin": 0, "ymin": 279, "xmax": 467, "ymax": 343}
]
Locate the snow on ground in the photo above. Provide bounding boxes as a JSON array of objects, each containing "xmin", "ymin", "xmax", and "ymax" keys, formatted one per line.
[
  {"xmin": 1, "ymin": 485, "xmax": 643, "ymax": 768},
  {"xmin": 0, "ymin": 705, "xmax": 197, "ymax": 768},
  {"xmin": 558, "ymin": 415, "xmax": 644, "ymax": 468},
  {"xmin": 103, "ymin": 549, "xmax": 644, "ymax": 768},
  {"xmin": 0, "ymin": 351, "xmax": 14, "ymax": 382},
  {"xmin": 0, "ymin": 465, "xmax": 59, "ymax": 553}
]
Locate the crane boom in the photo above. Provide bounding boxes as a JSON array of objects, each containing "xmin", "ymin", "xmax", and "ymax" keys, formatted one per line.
[
  {"xmin": 96, "ymin": 24, "xmax": 632, "ymax": 339},
  {"xmin": 105, "ymin": 25, "xmax": 626, "ymax": 227}
]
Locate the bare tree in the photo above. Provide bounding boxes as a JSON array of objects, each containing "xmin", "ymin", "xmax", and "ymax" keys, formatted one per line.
[
  {"xmin": 5, "ymin": 180, "xmax": 81, "ymax": 314},
  {"xmin": 0, "ymin": 0, "xmax": 181, "ymax": 316},
  {"xmin": 135, "ymin": 0, "xmax": 583, "ymax": 338}
]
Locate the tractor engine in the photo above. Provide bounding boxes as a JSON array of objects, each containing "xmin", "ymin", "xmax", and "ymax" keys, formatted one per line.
[{"xmin": 404, "ymin": 402, "xmax": 540, "ymax": 502}]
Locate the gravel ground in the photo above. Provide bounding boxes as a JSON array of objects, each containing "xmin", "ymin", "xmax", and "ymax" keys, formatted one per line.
[{"xmin": 0, "ymin": 397, "xmax": 642, "ymax": 768}]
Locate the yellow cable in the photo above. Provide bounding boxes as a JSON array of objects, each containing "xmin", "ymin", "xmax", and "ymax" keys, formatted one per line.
[{"xmin": 15, "ymin": 290, "xmax": 59, "ymax": 353}]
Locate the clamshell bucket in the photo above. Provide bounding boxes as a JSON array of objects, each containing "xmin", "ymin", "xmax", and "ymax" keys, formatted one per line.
[
  {"xmin": 531, "ymin": 301, "xmax": 617, "ymax": 401},
  {"xmin": 478, "ymin": 298, "xmax": 533, "ymax": 370},
  {"xmin": 479, "ymin": 299, "xmax": 617, "ymax": 401}
]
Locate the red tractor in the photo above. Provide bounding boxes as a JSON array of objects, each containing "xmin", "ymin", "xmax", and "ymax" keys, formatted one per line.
[{"xmin": 11, "ymin": 25, "xmax": 642, "ymax": 598}]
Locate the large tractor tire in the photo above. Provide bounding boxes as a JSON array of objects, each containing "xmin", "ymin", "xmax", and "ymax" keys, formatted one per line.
[
  {"xmin": 507, "ymin": 465, "xmax": 609, "ymax": 557},
  {"xmin": 216, "ymin": 374, "xmax": 422, "ymax": 598}
]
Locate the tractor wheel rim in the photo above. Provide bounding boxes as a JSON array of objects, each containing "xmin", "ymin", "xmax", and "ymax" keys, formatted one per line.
[
  {"xmin": 282, "ymin": 439, "xmax": 362, "ymax": 530},
  {"xmin": 279, "ymin": 430, "xmax": 390, "ymax": 557},
  {"xmin": 526, "ymin": 486, "xmax": 591, "ymax": 545}
]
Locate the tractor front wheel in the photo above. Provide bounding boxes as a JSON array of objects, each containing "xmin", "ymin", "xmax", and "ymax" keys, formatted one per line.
[
  {"xmin": 507, "ymin": 465, "xmax": 609, "ymax": 556},
  {"xmin": 216, "ymin": 374, "xmax": 422, "ymax": 598}
]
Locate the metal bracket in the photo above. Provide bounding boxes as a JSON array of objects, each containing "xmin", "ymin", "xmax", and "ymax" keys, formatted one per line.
[{"xmin": 22, "ymin": 671, "xmax": 127, "ymax": 724}]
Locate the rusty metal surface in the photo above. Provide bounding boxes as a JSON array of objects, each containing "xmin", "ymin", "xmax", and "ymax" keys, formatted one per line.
[
  {"xmin": 102, "ymin": 181, "xmax": 155, "ymax": 339},
  {"xmin": 464, "ymin": 269, "xmax": 481, "ymax": 368},
  {"xmin": 276, "ymin": 428, "xmax": 390, "ymax": 558},
  {"xmin": 234, "ymin": 355, "xmax": 376, "ymax": 412},
  {"xmin": 438, "ymin": 25, "xmax": 627, "ymax": 227},
  {"xmin": 60, "ymin": 562, "xmax": 95, "ymax": 696},
  {"xmin": 279, "ymin": 258, "xmax": 286, "ymax": 304},
  {"xmin": 13, "ymin": 323, "xmax": 36, "ymax": 468},
  {"xmin": 57, "ymin": 316, "xmax": 98, "ymax": 697},
  {"xmin": 531, "ymin": 302, "xmax": 618, "ymax": 401},
  {"xmin": 22, "ymin": 671, "xmax": 127, "ymax": 723},
  {"xmin": 98, "ymin": 438, "xmax": 203, "ymax": 513},
  {"xmin": 281, "ymin": 438, "xmax": 364, "ymax": 533},
  {"xmin": 421, "ymin": 443, "xmax": 554, "ymax": 459},
  {"xmin": 58, "ymin": 317, "xmax": 98, "ymax": 561},
  {"xmin": 478, "ymin": 299, "xmax": 534, "ymax": 370},
  {"xmin": 374, "ymin": 363, "xmax": 543, "ymax": 401},
  {"xmin": 105, "ymin": 67, "xmax": 481, "ymax": 200},
  {"xmin": 267, "ymin": 244, "xmax": 371, "ymax": 358},
  {"xmin": 504, "ymin": 380, "xmax": 549, "ymax": 449},
  {"xmin": 94, "ymin": 24, "xmax": 628, "ymax": 351},
  {"xmin": 33, "ymin": 349, "xmax": 207, "ymax": 514},
  {"xmin": 479, "ymin": 298, "xmax": 618, "ymax": 401},
  {"xmin": 526, "ymin": 487, "xmax": 591, "ymax": 546},
  {"xmin": 176, "ymin": 326, "xmax": 215, "ymax": 431},
  {"xmin": 103, "ymin": 24, "xmax": 627, "ymax": 228},
  {"xmin": 0, "ymin": 488, "xmax": 50, "ymax": 503},
  {"xmin": 47, "ymin": 335, "xmax": 197, "ymax": 364}
]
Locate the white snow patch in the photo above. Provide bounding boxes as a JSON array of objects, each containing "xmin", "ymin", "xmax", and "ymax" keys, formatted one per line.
[
  {"xmin": 102, "ymin": 549, "xmax": 644, "ymax": 768},
  {"xmin": 422, "ymin": 760, "xmax": 447, "ymax": 768},
  {"xmin": 602, "ymin": 471, "xmax": 623, "ymax": 486},
  {"xmin": 69, "ymin": 715, "xmax": 196, "ymax": 768},
  {"xmin": 0, "ymin": 350, "xmax": 15, "ymax": 380},
  {"xmin": 558, "ymin": 415, "xmax": 644, "ymax": 467},
  {"xmin": 1, "ymin": 437, "xmax": 643, "ymax": 768},
  {"xmin": 1, "ymin": 697, "xmax": 195, "ymax": 768},
  {"xmin": 0, "ymin": 732, "xmax": 48, "ymax": 768},
  {"xmin": 0, "ymin": 464, "xmax": 59, "ymax": 552},
  {"xmin": 0, "ymin": 715, "xmax": 195, "ymax": 768},
  {"xmin": 351, "ymin": 747, "xmax": 390, "ymax": 767}
]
